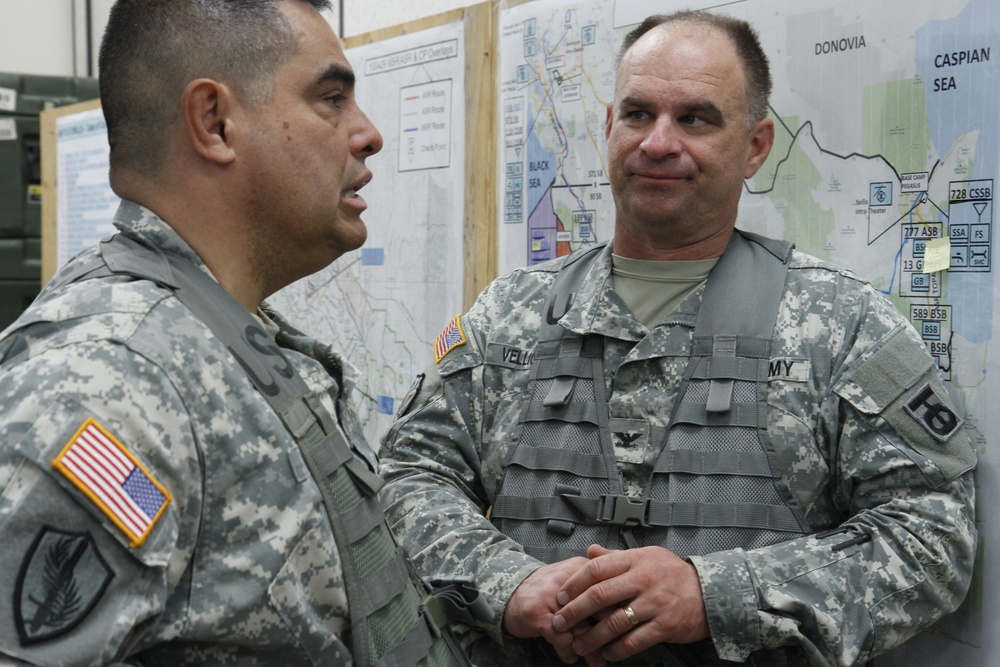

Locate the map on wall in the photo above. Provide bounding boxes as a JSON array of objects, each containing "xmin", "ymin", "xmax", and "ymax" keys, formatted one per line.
[
  {"xmin": 498, "ymin": 0, "xmax": 997, "ymax": 662},
  {"xmin": 269, "ymin": 20, "xmax": 466, "ymax": 448}
]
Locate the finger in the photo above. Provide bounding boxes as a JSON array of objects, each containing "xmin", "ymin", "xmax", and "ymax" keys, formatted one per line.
[
  {"xmin": 597, "ymin": 623, "xmax": 664, "ymax": 663},
  {"xmin": 556, "ymin": 547, "xmax": 631, "ymax": 608},
  {"xmin": 586, "ymin": 544, "xmax": 614, "ymax": 559},
  {"xmin": 570, "ymin": 603, "xmax": 643, "ymax": 656},
  {"xmin": 549, "ymin": 630, "xmax": 580, "ymax": 664},
  {"xmin": 554, "ymin": 561, "xmax": 635, "ymax": 630}
]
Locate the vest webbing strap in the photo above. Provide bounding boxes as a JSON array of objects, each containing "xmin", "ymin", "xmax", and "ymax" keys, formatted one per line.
[
  {"xmin": 671, "ymin": 402, "xmax": 769, "ymax": 428},
  {"xmin": 651, "ymin": 449, "xmax": 774, "ymax": 477},
  {"xmin": 492, "ymin": 493, "xmax": 804, "ymax": 533},
  {"xmin": 508, "ymin": 446, "xmax": 609, "ymax": 478},
  {"xmin": 691, "ymin": 356, "xmax": 769, "ymax": 382},
  {"xmin": 89, "ymin": 232, "xmax": 454, "ymax": 667},
  {"xmin": 691, "ymin": 335, "xmax": 771, "ymax": 358},
  {"xmin": 508, "ymin": 444, "xmax": 775, "ymax": 479},
  {"xmin": 535, "ymin": 355, "xmax": 593, "ymax": 378},
  {"xmin": 523, "ymin": 401, "xmax": 600, "ymax": 424}
]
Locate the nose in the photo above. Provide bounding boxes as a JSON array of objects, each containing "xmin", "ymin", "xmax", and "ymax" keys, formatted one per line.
[
  {"xmin": 639, "ymin": 116, "xmax": 682, "ymax": 160},
  {"xmin": 351, "ymin": 107, "xmax": 383, "ymax": 157}
]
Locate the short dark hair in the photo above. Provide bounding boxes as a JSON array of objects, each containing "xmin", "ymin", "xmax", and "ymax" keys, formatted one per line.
[
  {"xmin": 617, "ymin": 11, "xmax": 772, "ymax": 125},
  {"xmin": 99, "ymin": 0, "xmax": 332, "ymax": 179}
]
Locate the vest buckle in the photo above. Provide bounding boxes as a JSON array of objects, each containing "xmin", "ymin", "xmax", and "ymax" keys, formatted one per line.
[{"xmin": 600, "ymin": 495, "xmax": 651, "ymax": 528}]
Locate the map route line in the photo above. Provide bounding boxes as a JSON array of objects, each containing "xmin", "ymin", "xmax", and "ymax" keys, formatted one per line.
[
  {"xmin": 869, "ymin": 190, "xmax": 935, "ymax": 246},
  {"xmin": 748, "ymin": 111, "xmax": 904, "ymax": 195},
  {"xmin": 302, "ymin": 256, "xmax": 362, "ymax": 297},
  {"xmin": 552, "ymin": 181, "xmax": 611, "ymax": 189}
]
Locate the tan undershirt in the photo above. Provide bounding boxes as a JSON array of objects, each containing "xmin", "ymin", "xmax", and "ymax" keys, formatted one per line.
[{"xmin": 611, "ymin": 254, "xmax": 719, "ymax": 329}]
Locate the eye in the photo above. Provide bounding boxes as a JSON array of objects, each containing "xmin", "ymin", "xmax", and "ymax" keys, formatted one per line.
[
  {"xmin": 325, "ymin": 93, "xmax": 347, "ymax": 108},
  {"xmin": 620, "ymin": 108, "xmax": 649, "ymax": 122},
  {"xmin": 680, "ymin": 114, "xmax": 707, "ymax": 126}
]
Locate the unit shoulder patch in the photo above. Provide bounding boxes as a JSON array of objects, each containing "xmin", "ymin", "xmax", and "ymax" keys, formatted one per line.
[
  {"xmin": 902, "ymin": 382, "xmax": 962, "ymax": 442},
  {"xmin": 434, "ymin": 315, "xmax": 466, "ymax": 364},
  {"xmin": 51, "ymin": 418, "xmax": 172, "ymax": 547},
  {"xmin": 14, "ymin": 526, "xmax": 114, "ymax": 645}
]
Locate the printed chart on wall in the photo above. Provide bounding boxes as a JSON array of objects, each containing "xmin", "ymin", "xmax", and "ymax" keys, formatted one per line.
[
  {"xmin": 269, "ymin": 21, "xmax": 465, "ymax": 447},
  {"xmin": 55, "ymin": 107, "xmax": 120, "ymax": 266},
  {"xmin": 498, "ymin": 0, "xmax": 997, "ymax": 662}
]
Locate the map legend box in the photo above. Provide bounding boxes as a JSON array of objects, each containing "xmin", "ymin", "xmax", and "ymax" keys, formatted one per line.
[{"xmin": 398, "ymin": 79, "xmax": 453, "ymax": 172}]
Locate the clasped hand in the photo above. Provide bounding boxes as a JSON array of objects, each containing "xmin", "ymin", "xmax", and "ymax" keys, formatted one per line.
[{"xmin": 503, "ymin": 544, "xmax": 710, "ymax": 666}]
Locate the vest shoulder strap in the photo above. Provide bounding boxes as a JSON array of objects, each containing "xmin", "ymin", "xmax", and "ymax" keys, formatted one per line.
[
  {"xmin": 87, "ymin": 232, "xmax": 459, "ymax": 667},
  {"xmin": 694, "ymin": 230, "xmax": 793, "ymax": 340}
]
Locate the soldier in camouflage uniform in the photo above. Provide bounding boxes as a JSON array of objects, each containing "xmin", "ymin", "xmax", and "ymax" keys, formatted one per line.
[
  {"xmin": 380, "ymin": 11, "xmax": 977, "ymax": 667},
  {"xmin": 0, "ymin": 1, "xmax": 474, "ymax": 665}
]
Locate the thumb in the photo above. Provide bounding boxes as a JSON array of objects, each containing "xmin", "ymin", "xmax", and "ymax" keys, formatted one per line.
[{"xmin": 586, "ymin": 544, "xmax": 616, "ymax": 559}]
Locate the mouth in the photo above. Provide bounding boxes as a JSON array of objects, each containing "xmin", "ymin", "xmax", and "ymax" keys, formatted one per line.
[
  {"xmin": 632, "ymin": 170, "xmax": 690, "ymax": 181},
  {"xmin": 342, "ymin": 173, "xmax": 372, "ymax": 209}
]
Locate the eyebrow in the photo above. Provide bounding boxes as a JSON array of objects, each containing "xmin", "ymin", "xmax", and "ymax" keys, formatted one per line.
[
  {"xmin": 618, "ymin": 96, "xmax": 725, "ymax": 125},
  {"xmin": 684, "ymin": 101, "xmax": 725, "ymax": 125},
  {"xmin": 315, "ymin": 63, "xmax": 356, "ymax": 90}
]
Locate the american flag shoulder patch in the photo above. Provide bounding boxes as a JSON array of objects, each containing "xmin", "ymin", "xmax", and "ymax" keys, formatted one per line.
[
  {"xmin": 52, "ymin": 418, "xmax": 172, "ymax": 547},
  {"xmin": 434, "ymin": 315, "xmax": 466, "ymax": 364}
]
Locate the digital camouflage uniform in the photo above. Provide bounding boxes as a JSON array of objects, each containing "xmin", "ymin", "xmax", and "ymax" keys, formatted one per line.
[
  {"xmin": 0, "ymin": 202, "xmax": 384, "ymax": 665},
  {"xmin": 380, "ymin": 239, "xmax": 977, "ymax": 667}
]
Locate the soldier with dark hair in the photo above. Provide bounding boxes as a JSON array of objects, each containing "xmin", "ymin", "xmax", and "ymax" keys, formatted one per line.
[
  {"xmin": 380, "ymin": 11, "xmax": 977, "ymax": 667},
  {"xmin": 0, "ymin": 1, "xmax": 476, "ymax": 665}
]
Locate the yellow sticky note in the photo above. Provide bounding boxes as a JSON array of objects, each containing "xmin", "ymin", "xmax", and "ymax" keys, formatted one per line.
[{"xmin": 922, "ymin": 237, "xmax": 951, "ymax": 273}]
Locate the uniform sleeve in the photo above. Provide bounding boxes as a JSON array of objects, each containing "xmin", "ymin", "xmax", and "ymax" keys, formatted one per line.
[
  {"xmin": 691, "ymin": 290, "xmax": 978, "ymax": 665},
  {"xmin": 379, "ymin": 309, "xmax": 543, "ymax": 640},
  {"xmin": 0, "ymin": 339, "xmax": 199, "ymax": 666}
]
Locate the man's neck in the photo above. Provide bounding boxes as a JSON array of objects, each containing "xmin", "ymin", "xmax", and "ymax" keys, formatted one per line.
[{"xmin": 611, "ymin": 224, "xmax": 734, "ymax": 261}]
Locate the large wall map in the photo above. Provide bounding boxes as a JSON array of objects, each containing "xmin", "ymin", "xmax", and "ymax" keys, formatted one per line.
[{"xmin": 498, "ymin": 0, "xmax": 997, "ymax": 662}]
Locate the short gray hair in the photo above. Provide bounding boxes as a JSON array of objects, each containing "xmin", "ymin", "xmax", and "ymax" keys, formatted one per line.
[{"xmin": 617, "ymin": 11, "xmax": 772, "ymax": 125}]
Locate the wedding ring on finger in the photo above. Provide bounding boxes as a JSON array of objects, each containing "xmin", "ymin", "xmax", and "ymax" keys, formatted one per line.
[{"xmin": 622, "ymin": 604, "xmax": 639, "ymax": 628}]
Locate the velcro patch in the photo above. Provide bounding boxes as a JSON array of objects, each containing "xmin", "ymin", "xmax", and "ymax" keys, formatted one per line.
[
  {"xmin": 396, "ymin": 372, "xmax": 425, "ymax": 419},
  {"xmin": 767, "ymin": 357, "xmax": 811, "ymax": 382},
  {"xmin": 485, "ymin": 342, "xmax": 534, "ymax": 369},
  {"xmin": 902, "ymin": 383, "xmax": 962, "ymax": 442},
  {"xmin": 52, "ymin": 418, "xmax": 172, "ymax": 547},
  {"xmin": 434, "ymin": 316, "xmax": 466, "ymax": 364}
]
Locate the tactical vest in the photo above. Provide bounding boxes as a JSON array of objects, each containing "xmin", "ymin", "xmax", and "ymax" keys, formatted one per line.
[
  {"xmin": 491, "ymin": 231, "xmax": 812, "ymax": 563},
  {"xmin": 40, "ymin": 231, "xmax": 472, "ymax": 667}
]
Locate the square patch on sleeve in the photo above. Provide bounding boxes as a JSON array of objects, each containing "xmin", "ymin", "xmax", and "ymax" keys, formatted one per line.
[
  {"xmin": 902, "ymin": 383, "xmax": 963, "ymax": 442},
  {"xmin": 434, "ymin": 316, "xmax": 466, "ymax": 364},
  {"xmin": 52, "ymin": 418, "xmax": 172, "ymax": 547}
]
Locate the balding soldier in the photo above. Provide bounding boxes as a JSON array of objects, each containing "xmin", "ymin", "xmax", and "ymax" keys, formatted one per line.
[{"xmin": 380, "ymin": 11, "xmax": 977, "ymax": 667}]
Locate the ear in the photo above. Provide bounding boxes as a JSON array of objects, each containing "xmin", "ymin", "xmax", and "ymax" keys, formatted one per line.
[
  {"xmin": 181, "ymin": 78, "xmax": 238, "ymax": 165},
  {"xmin": 744, "ymin": 117, "xmax": 775, "ymax": 179},
  {"xmin": 605, "ymin": 101, "xmax": 614, "ymax": 140}
]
